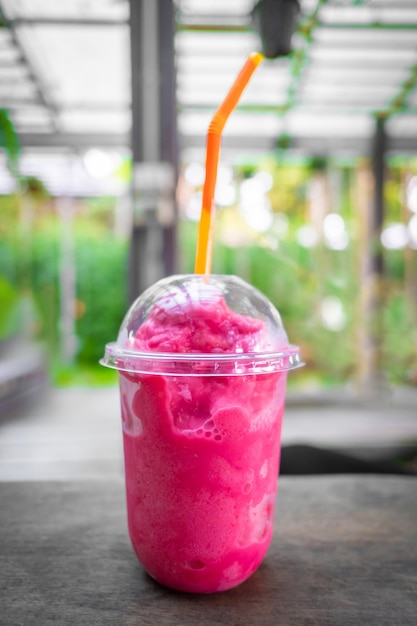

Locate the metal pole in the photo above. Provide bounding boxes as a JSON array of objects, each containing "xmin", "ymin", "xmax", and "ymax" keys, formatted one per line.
[
  {"xmin": 372, "ymin": 117, "xmax": 386, "ymax": 278},
  {"xmin": 128, "ymin": 0, "xmax": 178, "ymax": 304},
  {"xmin": 158, "ymin": 0, "xmax": 178, "ymax": 278},
  {"xmin": 371, "ymin": 116, "xmax": 386, "ymax": 386},
  {"xmin": 355, "ymin": 117, "xmax": 387, "ymax": 395}
]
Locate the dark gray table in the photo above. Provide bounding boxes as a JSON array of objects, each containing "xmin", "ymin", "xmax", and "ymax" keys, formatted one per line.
[{"xmin": 1, "ymin": 476, "xmax": 416, "ymax": 626}]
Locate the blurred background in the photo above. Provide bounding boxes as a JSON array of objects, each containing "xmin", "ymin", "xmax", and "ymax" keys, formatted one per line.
[{"xmin": 0, "ymin": 0, "xmax": 416, "ymax": 478}]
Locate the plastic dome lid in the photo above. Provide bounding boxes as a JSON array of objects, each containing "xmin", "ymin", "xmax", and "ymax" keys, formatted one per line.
[{"xmin": 101, "ymin": 274, "xmax": 303, "ymax": 376}]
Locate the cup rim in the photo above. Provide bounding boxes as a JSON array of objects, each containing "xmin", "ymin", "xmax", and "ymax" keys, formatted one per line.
[{"xmin": 100, "ymin": 342, "xmax": 304, "ymax": 376}]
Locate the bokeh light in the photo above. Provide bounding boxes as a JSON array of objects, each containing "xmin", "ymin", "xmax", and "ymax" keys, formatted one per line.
[
  {"xmin": 185, "ymin": 191, "xmax": 202, "ymax": 221},
  {"xmin": 83, "ymin": 149, "xmax": 122, "ymax": 179},
  {"xmin": 239, "ymin": 177, "xmax": 273, "ymax": 232},
  {"xmin": 408, "ymin": 214, "xmax": 417, "ymax": 249},
  {"xmin": 406, "ymin": 176, "xmax": 417, "ymax": 214},
  {"xmin": 184, "ymin": 162, "xmax": 205, "ymax": 187},
  {"xmin": 323, "ymin": 213, "xmax": 349, "ymax": 250},
  {"xmin": 381, "ymin": 222, "xmax": 408, "ymax": 249},
  {"xmin": 296, "ymin": 224, "xmax": 318, "ymax": 248},
  {"xmin": 321, "ymin": 296, "xmax": 346, "ymax": 332}
]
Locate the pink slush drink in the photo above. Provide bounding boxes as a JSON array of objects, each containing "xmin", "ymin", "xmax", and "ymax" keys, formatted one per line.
[{"xmin": 101, "ymin": 274, "xmax": 302, "ymax": 593}]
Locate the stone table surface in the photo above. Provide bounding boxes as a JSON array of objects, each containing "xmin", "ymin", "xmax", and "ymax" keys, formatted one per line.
[{"xmin": 1, "ymin": 475, "xmax": 416, "ymax": 626}]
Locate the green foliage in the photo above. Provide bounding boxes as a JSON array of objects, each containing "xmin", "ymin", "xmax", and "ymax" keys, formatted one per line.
[
  {"xmin": 0, "ymin": 109, "xmax": 20, "ymax": 175},
  {"xmin": 384, "ymin": 250, "xmax": 405, "ymax": 280},
  {"xmin": 0, "ymin": 196, "xmax": 128, "ymax": 373},
  {"xmin": 82, "ymin": 196, "xmax": 118, "ymax": 229},
  {"xmin": 382, "ymin": 293, "xmax": 417, "ymax": 384},
  {"xmin": 2, "ymin": 153, "xmax": 416, "ymax": 389},
  {"xmin": 385, "ymin": 169, "xmax": 403, "ymax": 221},
  {"xmin": 30, "ymin": 221, "xmax": 61, "ymax": 350},
  {"xmin": 178, "ymin": 218, "xmax": 358, "ymax": 381},
  {"xmin": 0, "ymin": 231, "xmax": 17, "ymax": 285},
  {"xmin": 0, "ymin": 276, "xmax": 20, "ymax": 339},
  {"xmin": 51, "ymin": 361, "xmax": 118, "ymax": 387},
  {"xmin": 177, "ymin": 218, "xmax": 197, "ymax": 273},
  {"xmin": 177, "ymin": 156, "xmax": 417, "ymax": 388},
  {"xmin": 74, "ymin": 223, "xmax": 127, "ymax": 363}
]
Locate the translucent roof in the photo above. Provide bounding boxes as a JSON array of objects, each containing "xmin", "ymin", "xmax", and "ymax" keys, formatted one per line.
[{"xmin": 0, "ymin": 0, "xmax": 416, "ymax": 194}]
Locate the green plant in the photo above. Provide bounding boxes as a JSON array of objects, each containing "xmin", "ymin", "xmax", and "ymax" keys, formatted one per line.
[
  {"xmin": 0, "ymin": 276, "xmax": 20, "ymax": 339},
  {"xmin": 73, "ymin": 221, "xmax": 128, "ymax": 363},
  {"xmin": 177, "ymin": 156, "xmax": 417, "ymax": 388},
  {"xmin": 0, "ymin": 109, "xmax": 20, "ymax": 175}
]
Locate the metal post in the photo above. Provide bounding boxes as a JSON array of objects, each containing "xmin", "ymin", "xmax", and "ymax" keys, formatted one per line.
[
  {"xmin": 370, "ymin": 116, "xmax": 386, "ymax": 387},
  {"xmin": 356, "ymin": 117, "xmax": 387, "ymax": 394},
  {"xmin": 158, "ymin": 0, "xmax": 178, "ymax": 278},
  {"xmin": 128, "ymin": 0, "xmax": 178, "ymax": 304},
  {"xmin": 372, "ymin": 117, "xmax": 386, "ymax": 279}
]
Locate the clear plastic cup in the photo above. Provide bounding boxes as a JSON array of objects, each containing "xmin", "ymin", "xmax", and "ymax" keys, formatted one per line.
[{"xmin": 101, "ymin": 274, "xmax": 303, "ymax": 593}]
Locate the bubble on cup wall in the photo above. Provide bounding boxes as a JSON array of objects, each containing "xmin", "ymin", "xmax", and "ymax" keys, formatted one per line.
[
  {"xmin": 320, "ymin": 296, "xmax": 346, "ymax": 332},
  {"xmin": 242, "ymin": 482, "xmax": 252, "ymax": 494},
  {"xmin": 409, "ymin": 214, "xmax": 417, "ymax": 249},
  {"xmin": 250, "ymin": 494, "xmax": 274, "ymax": 543},
  {"xmin": 323, "ymin": 213, "xmax": 349, "ymax": 250},
  {"xmin": 406, "ymin": 176, "xmax": 417, "ymax": 214},
  {"xmin": 296, "ymin": 224, "xmax": 318, "ymax": 248},
  {"xmin": 259, "ymin": 460, "xmax": 268, "ymax": 479},
  {"xmin": 185, "ymin": 559, "xmax": 206, "ymax": 570},
  {"xmin": 380, "ymin": 223, "xmax": 409, "ymax": 250}
]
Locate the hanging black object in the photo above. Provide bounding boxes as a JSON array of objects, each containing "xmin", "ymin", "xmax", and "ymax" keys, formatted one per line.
[{"xmin": 251, "ymin": 0, "xmax": 301, "ymax": 58}]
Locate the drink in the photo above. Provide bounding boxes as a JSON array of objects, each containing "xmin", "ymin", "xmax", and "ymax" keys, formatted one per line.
[{"xmin": 102, "ymin": 274, "xmax": 302, "ymax": 593}]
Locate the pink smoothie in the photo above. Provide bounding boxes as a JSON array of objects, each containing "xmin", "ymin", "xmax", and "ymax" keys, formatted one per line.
[{"xmin": 119, "ymin": 294, "xmax": 287, "ymax": 593}]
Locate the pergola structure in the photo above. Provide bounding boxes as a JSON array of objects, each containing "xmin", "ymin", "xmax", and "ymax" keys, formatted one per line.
[
  {"xmin": 0, "ymin": 0, "xmax": 416, "ymax": 160},
  {"xmin": 0, "ymin": 0, "xmax": 416, "ymax": 384},
  {"xmin": 1, "ymin": 0, "xmax": 416, "ymax": 265}
]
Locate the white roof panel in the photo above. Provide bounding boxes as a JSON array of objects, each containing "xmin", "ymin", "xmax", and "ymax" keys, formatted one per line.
[{"xmin": 0, "ymin": 0, "xmax": 414, "ymax": 181}]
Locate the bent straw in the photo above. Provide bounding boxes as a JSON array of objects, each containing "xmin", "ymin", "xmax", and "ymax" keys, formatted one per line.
[{"xmin": 194, "ymin": 52, "xmax": 264, "ymax": 275}]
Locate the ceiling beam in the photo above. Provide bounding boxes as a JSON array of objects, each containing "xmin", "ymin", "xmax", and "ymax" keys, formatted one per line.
[
  {"xmin": 180, "ymin": 133, "xmax": 417, "ymax": 155},
  {"xmin": 17, "ymin": 132, "xmax": 129, "ymax": 149},
  {"xmin": 317, "ymin": 23, "xmax": 417, "ymax": 30},
  {"xmin": 4, "ymin": 101, "xmax": 129, "ymax": 113},
  {"xmin": 0, "ymin": 2, "xmax": 60, "ymax": 132},
  {"xmin": 15, "ymin": 129, "xmax": 417, "ymax": 156},
  {"xmin": 12, "ymin": 17, "xmax": 128, "ymax": 27},
  {"xmin": 7, "ymin": 16, "xmax": 417, "ymax": 32},
  {"xmin": 177, "ymin": 21, "xmax": 417, "ymax": 32},
  {"xmin": 179, "ymin": 104, "xmax": 417, "ymax": 115}
]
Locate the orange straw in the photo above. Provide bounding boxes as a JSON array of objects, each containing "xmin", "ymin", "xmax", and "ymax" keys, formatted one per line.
[{"xmin": 194, "ymin": 52, "xmax": 264, "ymax": 275}]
